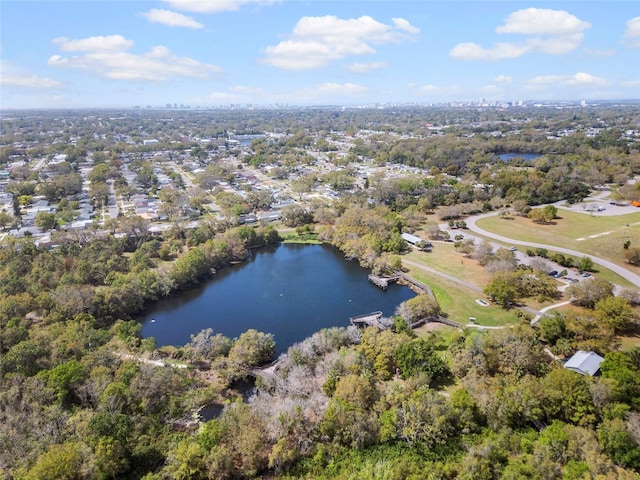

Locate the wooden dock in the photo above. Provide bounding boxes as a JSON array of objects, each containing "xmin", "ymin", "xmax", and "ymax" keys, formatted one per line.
[
  {"xmin": 350, "ymin": 311, "xmax": 388, "ymax": 330},
  {"xmin": 368, "ymin": 274, "xmax": 398, "ymax": 289}
]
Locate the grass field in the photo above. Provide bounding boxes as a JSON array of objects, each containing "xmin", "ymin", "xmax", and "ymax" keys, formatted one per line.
[
  {"xmin": 404, "ymin": 243, "xmax": 492, "ymax": 289},
  {"xmin": 476, "ymin": 210, "xmax": 640, "ymax": 286},
  {"xmin": 401, "ymin": 249, "xmax": 520, "ymax": 327}
]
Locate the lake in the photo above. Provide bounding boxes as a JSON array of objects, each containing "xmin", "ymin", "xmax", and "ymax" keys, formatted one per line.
[
  {"xmin": 495, "ymin": 152, "xmax": 541, "ymax": 162},
  {"xmin": 139, "ymin": 243, "xmax": 415, "ymax": 354}
]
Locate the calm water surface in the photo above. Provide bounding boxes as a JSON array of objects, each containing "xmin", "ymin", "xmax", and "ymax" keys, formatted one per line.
[
  {"xmin": 495, "ymin": 152, "xmax": 541, "ymax": 162},
  {"xmin": 140, "ymin": 243, "xmax": 415, "ymax": 354}
]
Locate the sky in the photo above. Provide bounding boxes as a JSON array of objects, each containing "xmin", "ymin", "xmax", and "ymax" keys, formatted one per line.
[{"xmin": 1, "ymin": 1, "xmax": 639, "ymax": 109}]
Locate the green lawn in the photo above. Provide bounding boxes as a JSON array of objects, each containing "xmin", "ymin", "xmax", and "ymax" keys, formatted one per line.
[
  {"xmin": 476, "ymin": 210, "xmax": 640, "ymax": 287},
  {"xmin": 404, "ymin": 243, "xmax": 492, "ymax": 289},
  {"xmin": 403, "ymin": 263, "xmax": 519, "ymax": 327}
]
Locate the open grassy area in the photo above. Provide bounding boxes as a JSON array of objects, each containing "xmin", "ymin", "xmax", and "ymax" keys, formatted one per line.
[
  {"xmin": 476, "ymin": 210, "xmax": 640, "ymax": 286},
  {"xmin": 402, "ymin": 262, "xmax": 519, "ymax": 327},
  {"xmin": 477, "ymin": 209, "xmax": 640, "ymax": 259},
  {"xmin": 404, "ymin": 242, "xmax": 493, "ymax": 289}
]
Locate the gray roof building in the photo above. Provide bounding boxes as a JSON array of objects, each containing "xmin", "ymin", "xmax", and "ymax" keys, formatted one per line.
[{"xmin": 564, "ymin": 350, "xmax": 605, "ymax": 376}]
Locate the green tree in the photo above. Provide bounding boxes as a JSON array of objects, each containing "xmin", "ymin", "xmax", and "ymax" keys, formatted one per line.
[
  {"xmin": 23, "ymin": 441, "xmax": 84, "ymax": 480},
  {"xmin": 333, "ymin": 373, "xmax": 378, "ymax": 409},
  {"xmin": 88, "ymin": 163, "xmax": 110, "ymax": 183},
  {"xmin": 0, "ymin": 210, "xmax": 13, "ymax": 230},
  {"xmin": 35, "ymin": 211, "xmax": 57, "ymax": 231},
  {"xmin": 38, "ymin": 359, "xmax": 87, "ymax": 405},
  {"xmin": 542, "ymin": 368, "xmax": 596, "ymax": 426},
  {"xmin": 484, "ymin": 273, "xmax": 519, "ymax": 308},
  {"xmin": 594, "ymin": 295, "xmax": 635, "ymax": 333},
  {"xmin": 228, "ymin": 329, "xmax": 275, "ymax": 367},
  {"xmin": 170, "ymin": 247, "xmax": 211, "ymax": 289},
  {"xmin": 598, "ymin": 418, "xmax": 640, "ymax": 470},
  {"xmin": 577, "ymin": 256, "xmax": 594, "ymax": 273},
  {"xmin": 395, "ymin": 339, "xmax": 449, "ymax": 382}
]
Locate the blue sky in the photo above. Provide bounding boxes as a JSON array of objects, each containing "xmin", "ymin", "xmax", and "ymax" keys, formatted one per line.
[{"xmin": 1, "ymin": 1, "xmax": 639, "ymax": 109}]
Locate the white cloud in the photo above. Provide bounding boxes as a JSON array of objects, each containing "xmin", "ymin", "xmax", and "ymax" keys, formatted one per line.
[
  {"xmin": 527, "ymin": 72, "xmax": 609, "ymax": 87},
  {"xmin": 393, "ymin": 18, "xmax": 420, "ymax": 35},
  {"xmin": 496, "ymin": 8, "xmax": 590, "ymax": 36},
  {"xmin": 48, "ymin": 35, "xmax": 222, "ymax": 81},
  {"xmin": 162, "ymin": 0, "xmax": 278, "ymax": 13},
  {"xmin": 199, "ymin": 82, "xmax": 368, "ymax": 105},
  {"xmin": 348, "ymin": 61, "xmax": 387, "ymax": 73},
  {"xmin": 625, "ymin": 17, "xmax": 640, "ymax": 48},
  {"xmin": 141, "ymin": 9, "xmax": 203, "ymax": 29},
  {"xmin": 262, "ymin": 15, "xmax": 419, "ymax": 70},
  {"xmin": 450, "ymin": 42, "xmax": 530, "ymax": 60},
  {"xmin": 52, "ymin": 34, "xmax": 133, "ymax": 52},
  {"xmin": 451, "ymin": 8, "xmax": 589, "ymax": 61},
  {"xmin": 526, "ymin": 33, "xmax": 584, "ymax": 55},
  {"xmin": 493, "ymin": 75, "xmax": 512, "ymax": 84},
  {"xmin": 1, "ymin": 73, "xmax": 63, "ymax": 88}
]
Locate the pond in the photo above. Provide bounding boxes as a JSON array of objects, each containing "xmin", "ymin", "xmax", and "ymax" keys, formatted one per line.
[
  {"xmin": 139, "ymin": 243, "xmax": 415, "ymax": 354},
  {"xmin": 495, "ymin": 152, "xmax": 541, "ymax": 162}
]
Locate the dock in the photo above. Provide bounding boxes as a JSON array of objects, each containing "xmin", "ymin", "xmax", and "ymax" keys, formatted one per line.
[
  {"xmin": 350, "ymin": 311, "xmax": 388, "ymax": 330},
  {"xmin": 368, "ymin": 274, "xmax": 398, "ymax": 289}
]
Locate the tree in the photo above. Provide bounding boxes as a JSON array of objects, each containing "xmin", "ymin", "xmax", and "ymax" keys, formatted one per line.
[
  {"xmin": 474, "ymin": 240, "xmax": 494, "ymax": 266},
  {"xmin": 594, "ymin": 296, "xmax": 635, "ymax": 333},
  {"xmin": 280, "ymin": 204, "xmax": 313, "ymax": 227},
  {"xmin": 88, "ymin": 163, "xmax": 110, "ymax": 183},
  {"xmin": 23, "ymin": 441, "xmax": 84, "ymax": 480},
  {"xmin": 566, "ymin": 277, "xmax": 614, "ymax": 308},
  {"xmin": 395, "ymin": 339, "xmax": 449, "ymax": 382},
  {"xmin": 542, "ymin": 368, "xmax": 596, "ymax": 426},
  {"xmin": 170, "ymin": 247, "xmax": 211, "ymax": 289},
  {"xmin": 395, "ymin": 294, "xmax": 441, "ymax": 324},
  {"xmin": 228, "ymin": 329, "xmax": 275, "ymax": 367},
  {"xmin": 89, "ymin": 181, "xmax": 110, "ymax": 208},
  {"xmin": 38, "ymin": 358, "xmax": 87, "ymax": 405},
  {"xmin": 528, "ymin": 206, "xmax": 556, "ymax": 224},
  {"xmin": 333, "ymin": 373, "xmax": 378, "ymax": 409},
  {"xmin": 484, "ymin": 274, "xmax": 519, "ymax": 308},
  {"xmin": 291, "ymin": 174, "xmax": 316, "ymax": 201},
  {"xmin": 0, "ymin": 210, "xmax": 13, "ymax": 230},
  {"xmin": 598, "ymin": 418, "xmax": 640, "ymax": 470},
  {"xmin": 35, "ymin": 211, "xmax": 57, "ymax": 231},
  {"xmin": 577, "ymin": 256, "xmax": 594, "ymax": 273},
  {"xmin": 624, "ymin": 247, "xmax": 640, "ymax": 266},
  {"xmin": 189, "ymin": 328, "xmax": 232, "ymax": 360}
]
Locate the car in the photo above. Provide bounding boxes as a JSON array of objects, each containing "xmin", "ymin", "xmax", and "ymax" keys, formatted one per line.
[
  {"xmin": 508, "ymin": 246, "xmax": 517, "ymax": 251},
  {"xmin": 581, "ymin": 272, "xmax": 591, "ymax": 277},
  {"xmin": 549, "ymin": 270, "xmax": 558, "ymax": 276}
]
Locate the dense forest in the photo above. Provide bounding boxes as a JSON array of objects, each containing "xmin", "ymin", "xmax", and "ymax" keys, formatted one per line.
[{"xmin": 1, "ymin": 106, "xmax": 640, "ymax": 479}]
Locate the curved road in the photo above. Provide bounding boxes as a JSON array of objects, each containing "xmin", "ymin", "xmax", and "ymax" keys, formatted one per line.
[{"xmin": 465, "ymin": 212, "xmax": 640, "ymax": 287}]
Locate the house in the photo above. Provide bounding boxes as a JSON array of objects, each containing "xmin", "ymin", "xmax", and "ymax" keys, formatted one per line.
[{"xmin": 564, "ymin": 350, "xmax": 605, "ymax": 376}]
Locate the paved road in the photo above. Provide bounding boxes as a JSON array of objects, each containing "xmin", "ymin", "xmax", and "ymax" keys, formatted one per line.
[{"xmin": 465, "ymin": 212, "xmax": 640, "ymax": 287}]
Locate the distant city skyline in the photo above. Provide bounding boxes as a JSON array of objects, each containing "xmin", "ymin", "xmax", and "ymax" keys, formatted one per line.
[{"xmin": 1, "ymin": 1, "xmax": 639, "ymax": 109}]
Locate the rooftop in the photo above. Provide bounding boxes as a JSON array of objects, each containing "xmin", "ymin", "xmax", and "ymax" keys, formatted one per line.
[{"xmin": 564, "ymin": 350, "xmax": 605, "ymax": 376}]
